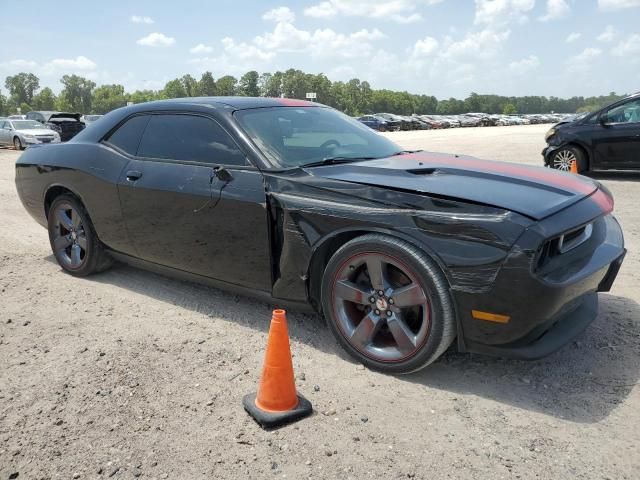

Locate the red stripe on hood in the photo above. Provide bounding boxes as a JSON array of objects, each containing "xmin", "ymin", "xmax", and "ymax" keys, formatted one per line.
[{"xmin": 401, "ymin": 153, "xmax": 596, "ymax": 196}]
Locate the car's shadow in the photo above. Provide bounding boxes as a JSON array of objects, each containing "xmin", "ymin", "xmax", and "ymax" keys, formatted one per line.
[
  {"xmin": 48, "ymin": 257, "xmax": 640, "ymax": 424},
  {"xmin": 586, "ymin": 171, "xmax": 640, "ymax": 182}
]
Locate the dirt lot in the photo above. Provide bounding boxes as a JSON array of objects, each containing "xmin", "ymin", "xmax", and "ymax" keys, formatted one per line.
[{"xmin": 1, "ymin": 124, "xmax": 639, "ymax": 479}]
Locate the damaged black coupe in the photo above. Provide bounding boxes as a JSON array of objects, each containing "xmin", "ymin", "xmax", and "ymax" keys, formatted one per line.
[{"xmin": 15, "ymin": 97, "xmax": 626, "ymax": 373}]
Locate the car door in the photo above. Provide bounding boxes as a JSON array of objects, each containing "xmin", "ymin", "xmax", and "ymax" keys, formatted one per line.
[
  {"xmin": 594, "ymin": 98, "xmax": 640, "ymax": 169},
  {"xmin": 0, "ymin": 121, "xmax": 8, "ymax": 144},
  {"xmin": 116, "ymin": 112, "xmax": 272, "ymax": 292}
]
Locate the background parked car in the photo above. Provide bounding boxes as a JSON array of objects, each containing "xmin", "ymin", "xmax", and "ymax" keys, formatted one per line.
[
  {"xmin": 357, "ymin": 115, "xmax": 400, "ymax": 131},
  {"xmin": 0, "ymin": 119, "xmax": 60, "ymax": 149},
  {"xmin": 543, "ymin": 92, "xmax": 640, "ymax": 172},
  {"xmin": 8, "ymin": 114, "xmax": 27, "ymax": 120},
  {"xmin": 26, "ymin": 111, "xmax": 85, "ymax": 142},
  {"xmin": 377, "ymin": 113, "xmax": 413, "ymax": 130},
  {"xmin": 81, "ymin": 114, "xmax": 104, "ymax": 125}
]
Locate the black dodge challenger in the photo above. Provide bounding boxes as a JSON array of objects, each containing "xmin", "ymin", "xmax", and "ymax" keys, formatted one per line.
[{"xmin": 15, "ymin": 97, "xmax": 626, "ymax": 373}]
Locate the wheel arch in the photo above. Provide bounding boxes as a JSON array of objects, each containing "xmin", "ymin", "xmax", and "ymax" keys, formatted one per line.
[
  {"xmin": 306, "ymin": 226, "xmax": 451, "ymax": 314},
  {"xmin": 44, "ymin": 184, "xmax": 88, "ymax": 220}
]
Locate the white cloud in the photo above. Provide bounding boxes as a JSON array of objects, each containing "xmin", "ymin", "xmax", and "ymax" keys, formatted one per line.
[
  {"xmin": 304, "ymin": 0, "xmax": 444, "ymax": 23},
  {"xmin": 566, "ymin": 47, "xmax": 602, "ymax": 71},
  {"xmin": 130, "ymin": 15, "xmax": 154, "ymax": 24},
  {"xmin": 566, "ymin": 32, "xmax": 581, "ymax": 43},
  {"xmin": 474, "ymin": 0, "xmax": 535, "ymax": 26},
  {"xmin": 612, "ymin": 33, "xmax": 640, "ymax": 57},
  {"xmin": 538, "ymin": 0, "xmax": 570, "ymax": 21},
  {"xmin": 0, "ymin": 59, "xmax": 38, "ymax": 70},
  {"xmin": 253, "ymin": 19, "xmax": 386, "ymax": 58},
  {"xmin": 42, "ymin": 56, "xmax": 97, "ymax": 75},
  {"xmin": 440, "ymin": 28, "xmax": 511, "ymax": 59},
  {"xmin": 598, "ymin": 0, "xmax": 640, "ymax": 10},
  {"xmin": 509, "ymin": 55, "xmax": 540, "ymax": 74},
  {"xmin": 263, "ymin": 6, "xmax": 295, "ymax": 23},
  {"xmin": 137, "ymin": 32, "xmax": 175, "ymax": 47},
  {"xmin": 597, "ymin": 25, "xmax": 617, "ymax": 42},
  {"xmin": 411, "ymin": 36, "xmax": 439, "ymax": 57},
  {"xmin": 189, "ymin": 43, "xmax": 213, "ymax": 54}
]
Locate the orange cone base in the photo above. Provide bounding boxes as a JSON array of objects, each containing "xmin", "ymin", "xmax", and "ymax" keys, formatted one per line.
[{"xmin": 243, "ymin": 392, "xmax": 312, "ymax": 429}]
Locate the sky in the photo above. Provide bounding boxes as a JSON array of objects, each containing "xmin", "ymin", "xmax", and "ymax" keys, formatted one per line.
[{"xmin": 1, "ymin": 0, "xmax": 639, "ymax": 99}]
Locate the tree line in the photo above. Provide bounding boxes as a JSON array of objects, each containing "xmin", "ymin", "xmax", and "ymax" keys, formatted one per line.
[{"xmin": 1, "ymin": 70, "xmax": 627, "ymax": 117}]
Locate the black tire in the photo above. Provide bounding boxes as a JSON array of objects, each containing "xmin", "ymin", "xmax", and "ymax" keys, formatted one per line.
[
  {"xmin": 321, "ymin": 234, "xmax": 456, "ymax": 374},
  {"xmin": 13, "ymin": 137, "xmax": 23, "ymax": 150},
  {"xmin": 47, "ymin": 194, "xmax": 113, "ymax": 277},
  {"xmin": 551, "ymin": 146, "xmax": 587, "ymax": 173}
]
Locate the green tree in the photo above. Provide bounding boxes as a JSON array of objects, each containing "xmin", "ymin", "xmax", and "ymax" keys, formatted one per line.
[
  {"xmin": 216, "ymin": 75, "xmax": 237, "ymax": 96},
  {"xmin": 92, "ymin": 84, "xmax": 127, "ymax": 114},
  {"xmin": 161, "ymin": 79, "xmax": 187, "ymax": 99},
  {"xmin": 181, "ymin": 74, "xmax": 198, "ymax": 97},
  {"xmin": 128, "ymin": 89, "xmax": 159, "ymax": 104},
  {"xmin": 502, "ymin": 103, "xmax": 517, "ymax": 115},
  {"xmin": 5, "ymin": 73, "xmax": 40, "ymax": 105},
  {"xmin": 238, "ymin": 71, "xmax": 260, "ymax": 97},
  {"xmin": 32, "ymin": 87, "xmax": 57, "ymax": 110},
  {"xmin": 261, "ymin": 71, "xmax": 284, "ymax": 97},
  {"xmin": 0, "ymin": 90, "xmax": 7, "ymax": 116},
  {"xmin": 19, "ymin": 102, "xmax": 32, "ymax": 114},
  {"xmin": 60, "ymin": 75, "xmax": 95, "ymax": 113},
  {"xmin": 197, "ymin": 72, "xmax": 217, "ymax": 96},
  {"xmin": 55, "ymin": 93, "xmax": 73, "ymax": 112}
]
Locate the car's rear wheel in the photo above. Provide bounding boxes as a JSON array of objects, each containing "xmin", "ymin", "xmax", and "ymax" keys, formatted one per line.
[
  {"xmin": 47, "ymin": 194, "xmax": 112, "ymax": 277},
  {"xmin": 321, "ymin": 234, "xmax": 456, "ymax": 374},
  {"xmin": 13, "ymin": 137, "xmax": 22, "ymax": 150},
  {"xmin": 552, "ymin": 146, "xmax": 587, "ymax": 172}
]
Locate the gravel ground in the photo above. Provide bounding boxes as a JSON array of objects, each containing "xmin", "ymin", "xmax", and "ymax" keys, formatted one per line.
[{"xmin": 1, "ymin": 124, "xmax": 639, "ymax": 480}]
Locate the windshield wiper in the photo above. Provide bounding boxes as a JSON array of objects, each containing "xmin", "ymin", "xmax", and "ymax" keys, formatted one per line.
[
  {"xmin": 391, "ymin": 149, "xmax": 423, "ymax": 156},
  {"xmin": 300, "ymin": 156, "xmax": 379, "ymax": 168}
]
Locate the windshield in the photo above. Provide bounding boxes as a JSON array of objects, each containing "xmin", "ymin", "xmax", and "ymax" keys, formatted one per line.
[
  {"xmin": 12, "ymin": 120, "xmax": 47, "ymax": 130},
  {"xmin": 234, "ymin": 106, "xmax": 403, "ymax": 167}
]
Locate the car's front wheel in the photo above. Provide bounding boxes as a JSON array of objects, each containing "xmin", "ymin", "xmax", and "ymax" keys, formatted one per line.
[
  {"xmin": 13, "ymin": 137, "xmax": 23, "ymax": 150},
  {"xmin": 321, "ymin": 234, "xmax": 456, "ymax": 374},
  {"xmin": 47, "ymin": 194, "xmax": 112, "ymax": 277},
  {"xmin": 551, "ymin": 146, "xmax": 587, "ymax": 173}
]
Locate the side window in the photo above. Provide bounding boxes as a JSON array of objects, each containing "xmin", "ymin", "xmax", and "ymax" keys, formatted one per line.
[
  {"xmin": 604, "ymin": 99, "xmax": 640, "ymax": 124},
  {"xmin": 137, "ymin": 114, "xmax": 247, "ymax": 165},
  {"xmin": 105, "ymin": 115, "xmax": 151, "ymax": 155}
]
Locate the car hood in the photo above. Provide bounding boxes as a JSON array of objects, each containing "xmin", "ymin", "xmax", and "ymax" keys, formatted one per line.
[
  {"xmin": 16, "ymin": 128, "xmax": 56, "ymax": 135},
  {"xmin": 303, "ymin": 151, "xmax": 600, "ymax": 220}
]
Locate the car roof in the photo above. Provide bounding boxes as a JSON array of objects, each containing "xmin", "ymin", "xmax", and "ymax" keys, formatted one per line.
[{"xmin": 153, "ymin": 96, "xmax": 322, "ymax": 110}]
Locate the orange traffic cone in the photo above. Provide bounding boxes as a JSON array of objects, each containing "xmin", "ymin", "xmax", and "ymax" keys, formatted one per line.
[
  {"xmin": 243, "ymin": 309, "xmax": 312, "ymax": 429},
  {"xmin": 570, "ymin": 160, "xmax": 578, "ymax": 174}
]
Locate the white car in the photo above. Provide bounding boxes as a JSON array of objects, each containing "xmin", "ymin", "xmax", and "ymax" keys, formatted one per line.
[{"xmin": 0, "ymin": 119, "xmax": 61, "ymax": 150}]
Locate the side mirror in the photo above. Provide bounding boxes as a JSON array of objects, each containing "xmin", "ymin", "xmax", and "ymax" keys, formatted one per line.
[{"xmin": 599, "ymin": 115, "xmax": 610, "ymax": 128}]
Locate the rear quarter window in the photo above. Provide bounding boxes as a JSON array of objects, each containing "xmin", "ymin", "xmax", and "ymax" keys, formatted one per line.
[{"xmin": 105, "ymin": 115, "xmax": 151, "ymax": 155}]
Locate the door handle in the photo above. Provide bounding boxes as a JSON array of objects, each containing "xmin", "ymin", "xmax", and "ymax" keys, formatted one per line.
[{"xmin": 125, "ymin": 170, "xmax": 142, "ymax": 181}]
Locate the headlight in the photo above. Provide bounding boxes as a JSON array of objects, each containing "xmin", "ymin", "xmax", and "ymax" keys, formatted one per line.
[
  {"xmin": 23, "ymin": 134, "xmax": 35, "ymax": 139},
  {"xmin": 544, "ymin": 128, "xmax": 555, "ymax": 141}
]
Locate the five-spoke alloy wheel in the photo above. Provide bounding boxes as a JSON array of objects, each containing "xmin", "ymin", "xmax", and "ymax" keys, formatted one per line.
[
  {"xmin": 322, "ymin": 234, "xmax": 455, "ymax": 374},
  {"xmin": 47, "ymin": 194, "xmax": 112, "ymax": 276}
]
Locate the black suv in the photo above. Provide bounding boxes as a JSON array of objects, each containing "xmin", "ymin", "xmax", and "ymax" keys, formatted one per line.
[
  {"xmin": 26, "ymin": 111, "xmax": 85, "ymax": 142},
  {"xmin": 543, "ymin": 93, "xmax": 640, "ymax": 173}
]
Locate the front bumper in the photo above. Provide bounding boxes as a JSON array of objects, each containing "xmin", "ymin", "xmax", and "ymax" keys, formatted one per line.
[
  {"xmin": 455, "ymin": 211, "xmax": 625, "ymax": 360},
  {"xmin": 542, "ymin": 144, "xmax": 561, "ymax": 166},
  {"xmin": 22, "ymin": 136, "xmax": 60, "ymax": 145}
]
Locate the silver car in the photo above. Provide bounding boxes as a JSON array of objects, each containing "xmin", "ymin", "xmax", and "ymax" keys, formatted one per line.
[{"xmin": 0, "ymin": 119, "xmax": 61, "ymax": 150}]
